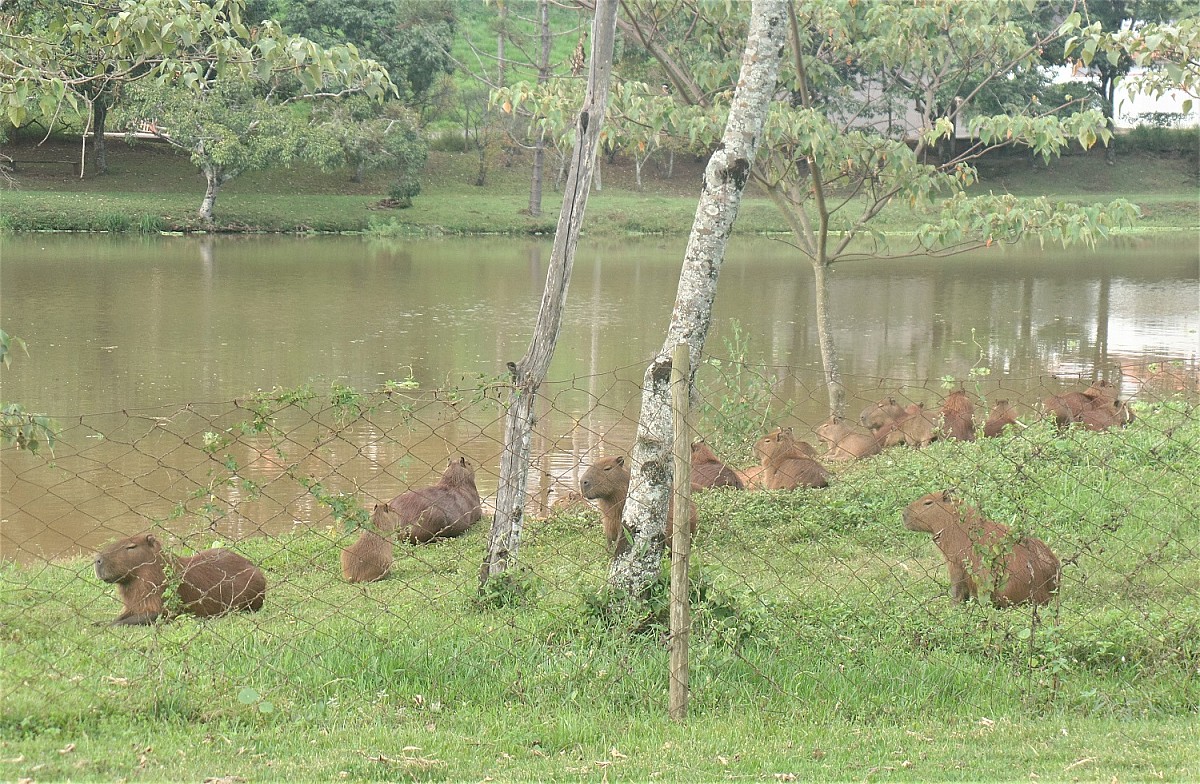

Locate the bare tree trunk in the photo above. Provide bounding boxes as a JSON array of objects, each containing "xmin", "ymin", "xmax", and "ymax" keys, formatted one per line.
[
  {"xmin": 529, "ymin": 0, "xmax": 552, "ymax": 217},
  {"xmin": 92, "ymin": 96, "xmax": 108, "ymax": 175},
  {"xmin": 479, "ymin": 0, "xmax": 619, "ymax": 588},
  {"xmin": 607, "ymin": 0, "xmax": 787, "ymax": 597},
  {"xmin": 199, "ymin": 164, "xmax": 223, "ymax": 223},
  {"xmin": 812, "ymin": 259, "xmax": 847, "ymax": 417}
]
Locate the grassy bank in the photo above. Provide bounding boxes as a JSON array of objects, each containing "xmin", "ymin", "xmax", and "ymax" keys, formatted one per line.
[
  {"xmin": 2, "ymin": 404, "xmax": 1197, "ymax": 781},
  {"xmin": 1, "ymin": 134, "xmax": 1197, "ymax": 236}
]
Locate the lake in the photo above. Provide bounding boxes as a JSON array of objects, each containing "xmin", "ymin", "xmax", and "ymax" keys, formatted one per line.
[{"xmin": 2, "ymin": 234, "xmax": 1196, "ymax": 561}]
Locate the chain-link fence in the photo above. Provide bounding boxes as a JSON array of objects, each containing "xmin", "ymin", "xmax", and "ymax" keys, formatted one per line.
[{"xmin": 3, "ymin": 354, "xmax": 1197, "ymax": 726}]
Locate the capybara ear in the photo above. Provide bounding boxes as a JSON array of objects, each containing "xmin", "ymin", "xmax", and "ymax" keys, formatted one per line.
[
  {"xmin": 459, "ymin": 456, "xmax": 468, "ymax": 467},
  {"xmin": 887, "ymin": 396, "xmax": 897, "ymax": 404},
  {"xmin": 783, "ymin": 426, "xmax": 794, "ymax": 436},
  {"xmin": 915, "ymin": 401, "xmax": 926, "ymax": 409},
  {"xmin": 941, "ymin": 488, "xmax": 956, "ymax": 502},
  {"xmin": 615, "ymin": 456, "xmax": 625, "ymax": 466},
  {"xmin": 144, "ymin": 533, "xmax": 158, "ymax": 548}
]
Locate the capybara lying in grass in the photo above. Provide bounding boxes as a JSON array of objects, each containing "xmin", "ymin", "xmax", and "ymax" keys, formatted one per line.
[
  {"xmin": 876, "ymin": 403, "xmax": 938, "ymax": 448},
  {"xmin": 579, "ymin": 455, "xmax": 697, "ymax": 555},
  {"xmin": 940, "ymin": 390, "xmax": 977, "ymax": 441},
  {"xmin": 859, "ymin": 397, "xmax": 907, "ymax": 431},
  {"xmin": 690, "ymin": 440, "xmax": 745, "ymax": 490},
  {"xmin": 1078, "ymin": 398, "xmax": 1137, "ymax": 431},
  {"xmin": 94, "ymin": 533, "xmax": 266, "ymax": 625},
  {"xmin": 753, "ymin": 427, "xmax": 829, "ymax": 489},
  {"xmin": 1043, "ymin": 379, "xmax": 1119, "ymax": 427},
  {"xmin": 902, "ymin": 490, "xmax": 1060, "ymax": 608},
  {"xmin": 816, "ymin": 418, "xmax": 883, "ymax": 461},
  {"xmin": 983, "ymin": 399, "xmax": 1021, "ymax": 437},
  {"xmin": 341, "ymin": 457, "xmax": 483, "ymax": 583}
]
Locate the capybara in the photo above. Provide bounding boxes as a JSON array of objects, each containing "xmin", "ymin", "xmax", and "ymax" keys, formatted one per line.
[
  {"xmin": 859, "ymin": 397, "xmax": 907, "ymax": 431},
  {"xmin": 579, "ymin": 455, "xmax": 697, "ymax": 555},
  {"xmin": 735, "ymin": 464, "xmax": 765, "ymax": 490},
  {"xmin": 340, "ymin": 457, "xmax": 483, "ymax": 583},
  {"xmin": 690, "ymin": 440, "xmax": 745, "ymax": 490},
  {"xmin": 94, "ymin": 533, "xmax": 266, "ymax": 625},
  {"xmin": 753, "ymin": 427, "xmax": 829, "ymax": 490},
  {"xmin": 940, "ymin": 390, "xmax": 977, "ymax": 441},
  {"xmin": 1078, "ymin": 398, "xmax": 1137, "ymax": 432},
  {"xmin": 550, "ymin": 488, "xmax": 593, "ymax": 513},
  {"xmin": 816, "ymin": 418, "xmax": 883, "ymax": 461},
  {"xmin": 876, "ymin": 403, "xmax": 938, "ymax": 448},
  {"xmin": 902, "ymin": 490, "xmax": 1060, "ymax": 608},
  {"xmin": 340, "ymin": 526, "xmax": 393, "ymax": 584},
  {"xmin": 1043, "ymin": 379, "xmax": 1119, "ymax": 427},
  {"xmin": 983, "ymin": 399, "xmax": 1021, "ymax": 437}
]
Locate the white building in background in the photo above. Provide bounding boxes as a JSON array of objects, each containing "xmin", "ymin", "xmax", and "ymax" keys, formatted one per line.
[{"xmin": 1049, "ymin": 65, "xmax": 1200, "ymax": 129}]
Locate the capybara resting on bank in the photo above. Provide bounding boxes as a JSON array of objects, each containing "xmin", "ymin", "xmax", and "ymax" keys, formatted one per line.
[
  {"xmin": 983, "ymin": 399, "xmax": 1021, "ymax": 437},
  {"xmin": 690, "ymin": 440, "xmax": 745, "ymax": 490},
  {"xmin": 876, "ymin": 402, "xmax": 938, "ymax": 448},
  {"xmin": 341, "ymin": 457, "xmax": 483, "ymax": 583},
  {"xmin": 753, "ymin": 427, "xmax": 829, "ymax": 490},
  {"xmin": 579, "ymin": 455, "xmax": 697, "ymax": 555},
  {"xmin": 1078, "ymin": 397, "xmax": 1137, "ymax": 431},
  {"xmin": 94, "ymin": 533, "xmax": 266, "ymax": 625},
  {"xmin": 859, "ymin": 397, "xmax": 907, "ymax": 432},
  {"xmin": 1043, "ymin": 380, "xmax": 1118, "ymax": 427},
  {"xmin": 940, "ymin": 390, "xmax": 977, "ymax": 441},
  {"xmin": 816, "ymin": 418, "xmax": 883, "ymax": 461},
  {"xmin": 902, "ymin": 490, "xmax": 1060, "ymax": 608}
]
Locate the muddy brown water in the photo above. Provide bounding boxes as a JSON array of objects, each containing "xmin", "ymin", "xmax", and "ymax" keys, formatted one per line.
[{"xmin": 1, "ymin": 234, "xmax": 1196, "ymax": 562}]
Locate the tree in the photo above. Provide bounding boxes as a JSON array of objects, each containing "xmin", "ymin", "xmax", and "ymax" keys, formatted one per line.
[
  {"xmin": 283, "ymin": 0, "xmax": 457, "ymax": 117},
  {"xmin": 479, "ymin": 0, "xmax": 619, "ymax": 590},
  {"xmin": 117, "ymin": 78, "xmax": 348, "ymax": 223},
  {"xmin": 596, "ymin": 0, "xmax": 1139, "ymax": 417},
  {"xmin": 1, "ymin": 0, "xmax": 392, "ymax": 187},
  {"xmin": 312, "ymin": 96, "xmax": 427, "ymax": 203},
  {"xmin": 1034, "ymin": 0, "xmax": 1183, "ymax": 164},
  {"xmin": 607, "ymin": 0, "xmax": 787, "ymax": 597}
]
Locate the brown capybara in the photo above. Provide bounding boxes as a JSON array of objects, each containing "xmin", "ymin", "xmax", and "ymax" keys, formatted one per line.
[
  {"xmin": 902, "ymin": 490, "xmax": 1060, "ymax": 608},
  {"xmin": 690, "ymin": 440, "xmax": 745, "ymax": 490},
  {"xmin": 340, "ymin": 457, "xmax": 483, "ymax": 583},
  {"xmin": 579, "ymin": 455, "xmax": 697, "ymax": 555},
  {"xmin": 983, "ymin": 399, "xmax": 1021, "ymax": 437},
  {"xmin": 753, "ymin": 427, "xmax": 829, "ymax": 490},
  {"xmin": 1043, "ymin": 379, "xmax": 1119, "ymax": 427},
  {"xmin": 876, "ymin": 403, "xmax": 938, "ymax": 448},
  {"xmin": 340, "ymin": 526, "xmax": 393, "ymax": 584},
  {"xmin": 859, "ymin": 397, "xmax": 907, "ymax": 431},
  {"xmin": 1078, "ymin": 398, "xmax": 1137, "ymax": 432},
  {"xmin": 734, "ymin": 464, "xmax": 765, "ymax": 490},
  {"xmin": 940, "ymin": 390, "xmax": 977, "ymax": 441},
  {"xmin": 550, "ymin": 488, "xmax": 593, "ymax": 513},
  {"xmin": 94, "ymin": 533, "xmax": 266, "ymax": 625},
  {"xmin": 816, "ymin": 418, "xmax": 883, "ymax": 461}
]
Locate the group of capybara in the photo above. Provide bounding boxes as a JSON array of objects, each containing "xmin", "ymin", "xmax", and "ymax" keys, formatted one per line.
[{"xmin": 95, "ymin": 380, "xmax": 1130, "ymax": 623}]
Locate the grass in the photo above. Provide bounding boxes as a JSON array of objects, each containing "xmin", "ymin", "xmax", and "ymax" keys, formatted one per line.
[
  {"xmin": 2, "ymin": 402, "xmax": 1198, "ymax": 781},
  {"xmin": 2, "ymin": 133, "xmax": 1197, "ymax": 236}
]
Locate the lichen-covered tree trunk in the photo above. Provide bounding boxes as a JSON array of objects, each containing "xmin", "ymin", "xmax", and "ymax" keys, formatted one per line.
[
  {"xmin": 607, "ymin": 0, "xmax": 787, "ymax": 597},
  {"xmin": 812, "ymin": 259, "xmax": 847, "ymax": 418},
  {"xmin": 479, "ymin": 0, "xmax": 618, "ymax": 587}
]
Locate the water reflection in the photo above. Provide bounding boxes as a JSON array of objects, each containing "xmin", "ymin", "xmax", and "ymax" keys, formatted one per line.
[{"xmin": 1, "ymin": 234, "xmax": 1196, "ymax": 561}]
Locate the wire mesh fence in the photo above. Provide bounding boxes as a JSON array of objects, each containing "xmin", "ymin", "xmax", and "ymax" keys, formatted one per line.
[{"xmin": 2, "ymin": 353, "xmax": 1198, "ymax": 726}]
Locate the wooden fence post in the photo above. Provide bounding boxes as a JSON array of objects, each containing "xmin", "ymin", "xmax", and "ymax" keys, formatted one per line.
[{"xmin": 669, "ymin": 341, "xmax": 692, "ymax": 721}]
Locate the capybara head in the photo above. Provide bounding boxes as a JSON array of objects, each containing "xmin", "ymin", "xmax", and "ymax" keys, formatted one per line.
[
  {"xmin": 95, "ymin": 533, "xmax": 163, "ymax": 583},
  {"xmin": 859, "ymin": 397, "xmax": 906, "ymax": 430},
  {"xmin": 754, "ymin": 427, "xmax": 816, "ymax": 463},
  {"xmin": 691, "ymin": 440, "xmax": 721, "ymax": 464},
  {"xmin": 1083, "ymin": 379, "xmax": 1119, "ymax": 401},
  {"xmin": 579, "ymin": 456, "xmax": 630, "ymax": 502},
  {"xmin": 815, "ymin": 417, "xmax": 849, "ymax": 443},
  {"xmin": 440, "ymin": 456, "xmax": 476, "ymax": 486},
  {"xmin": 902, "ymin": 489, "xmax": 959, "ymax": 533}
]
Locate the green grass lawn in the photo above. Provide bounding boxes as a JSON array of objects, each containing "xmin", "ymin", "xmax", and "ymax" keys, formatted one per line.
[
  {"xmin": 2, "ymin": 403, "xmax": 1197, "ymax": 781},
  {"xmin": 2, "ymin": 135, "xmax": 1196, "ymax": 236}
]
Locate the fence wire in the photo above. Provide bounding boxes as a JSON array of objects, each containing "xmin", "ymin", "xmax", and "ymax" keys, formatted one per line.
[{"xmin": 2, "ymin": 354, "xmax": 1197, "ymax": 727}]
